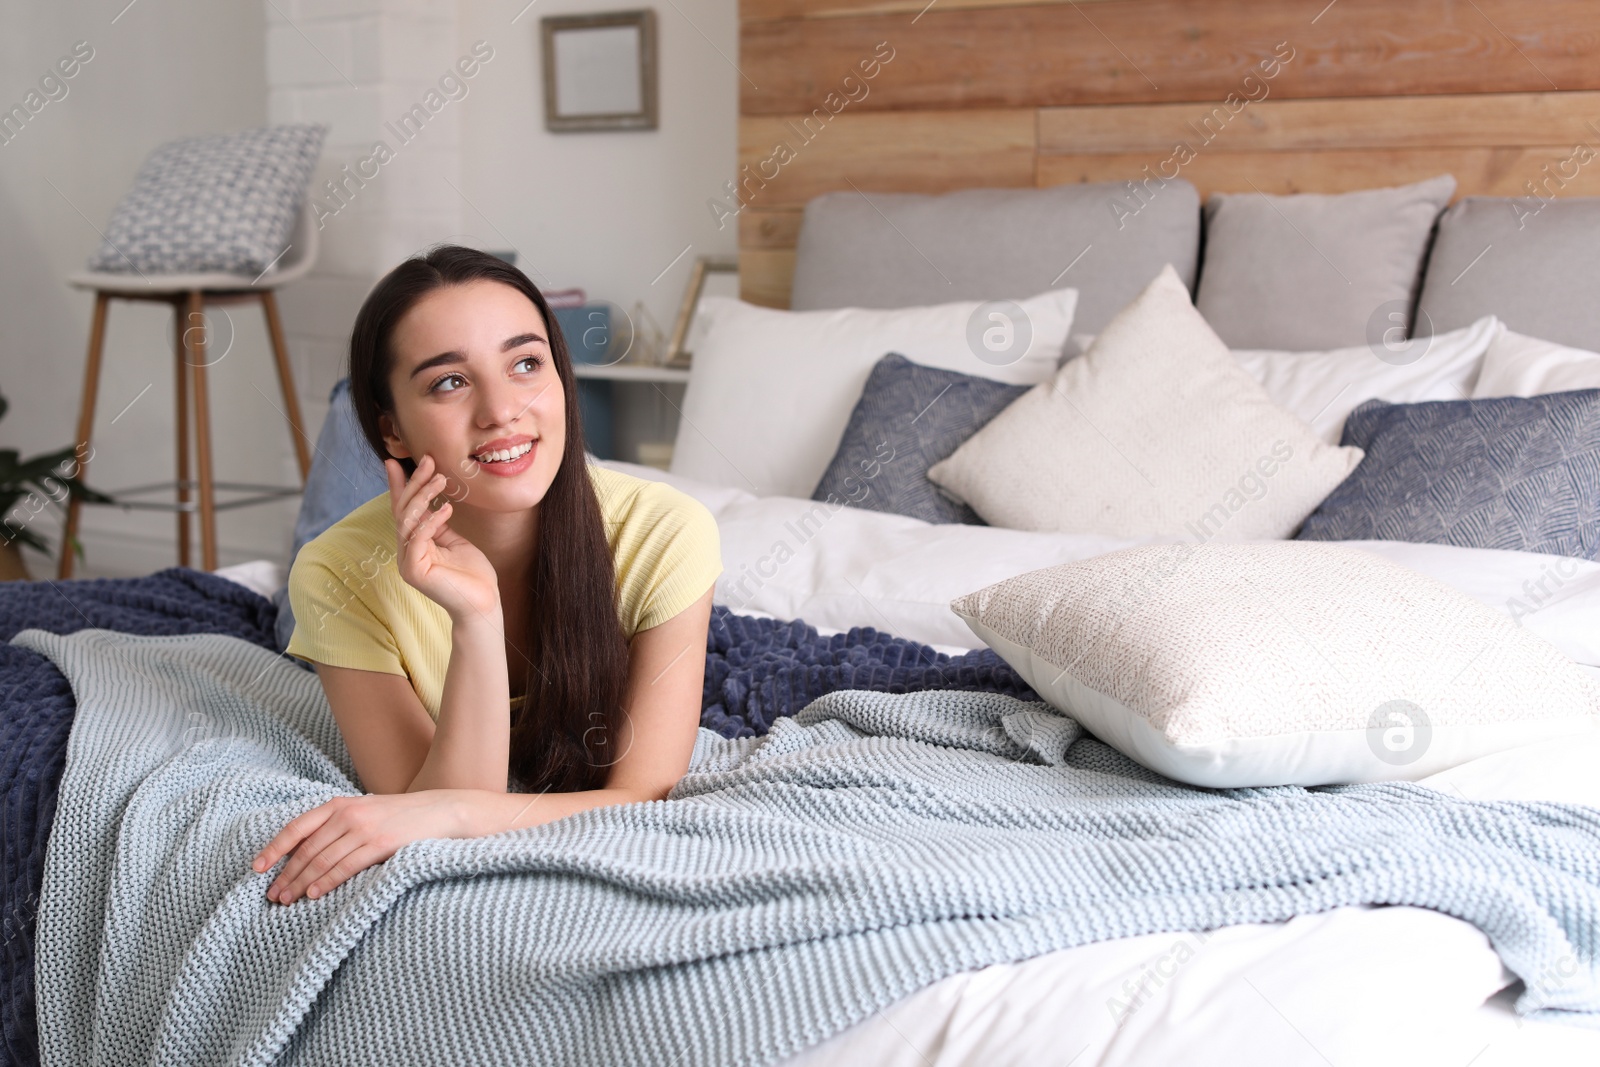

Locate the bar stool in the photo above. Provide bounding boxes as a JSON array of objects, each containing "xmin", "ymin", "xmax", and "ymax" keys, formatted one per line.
[{"xmin": 58, "ymin": 202, "xmax": 318, "ymax": 577}]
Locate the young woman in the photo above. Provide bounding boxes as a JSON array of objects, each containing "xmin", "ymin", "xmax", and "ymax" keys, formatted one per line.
[{"xmin": 254, "ymin": 245, "xmax": 722, "ymax": 905}]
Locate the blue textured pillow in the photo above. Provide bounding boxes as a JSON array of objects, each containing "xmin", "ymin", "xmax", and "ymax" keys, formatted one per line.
[
  {"xmin": 1296, "ymin": 391, "xmax": 1600, "ymax": 558},
  {"xmin": 272, "ymin": 377, "xmax": 388, "ymax": 652},
  {"xmin": 811, "ymin": 352, "xmax": 1029, "ymax": 524}
]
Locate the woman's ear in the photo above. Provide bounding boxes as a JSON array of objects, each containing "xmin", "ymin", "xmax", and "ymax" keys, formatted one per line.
[{"xmin": 378, "ymin": 412, "xmax": 412, "ymax": 460}]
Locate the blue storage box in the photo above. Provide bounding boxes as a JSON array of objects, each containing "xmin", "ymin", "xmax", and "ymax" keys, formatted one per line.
[
  {"xmin": 551, "ymin": 305, "xmax": 612, "ymax": 363},
  {"xmin": 551, "ymin": 305, "xmax": 615, "ymax": 460}
]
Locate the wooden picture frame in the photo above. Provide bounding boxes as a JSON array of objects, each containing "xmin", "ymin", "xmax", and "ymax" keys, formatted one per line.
[
  {"xmin": 541, "ymin": 10, "xmax": 658, "ymax": 133},
  {"xmin": 665, "ymin": 255, "xmax": 738, "ymax": 368}
]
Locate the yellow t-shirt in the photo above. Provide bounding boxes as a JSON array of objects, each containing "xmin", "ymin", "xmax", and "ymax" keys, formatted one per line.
[{"xmin": 284, "ymin": 463, "xmax": 722, "ymax": 721}]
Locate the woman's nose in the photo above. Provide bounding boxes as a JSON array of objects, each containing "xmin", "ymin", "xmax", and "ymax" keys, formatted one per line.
[{"xmin": 475, "ymin": 376, "xmax": 523, "ymax": 428}]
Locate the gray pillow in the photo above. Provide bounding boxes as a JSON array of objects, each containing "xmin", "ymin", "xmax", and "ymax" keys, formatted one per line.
[
  {"xmin": 811, "ymin": 353, "xmax": 1029, "ymax": 525},
  {"xmin": 1297, "ymin": 392, "xmax": 1600, "ymax": 559},
  {"xmin": 1415, "ymin": 196, "xmax": 1600, "ymax": 353},
  {"xmin": 788, "ymin": 181, "xmax": 1200, "ymax": 338},
  {"xmin": 1195, "ymin": 175, "xmax": 1456, "ymax": 350},
  {"xmin": 89, "ymin": 122, "xmax": 326, "ymax": 275}
]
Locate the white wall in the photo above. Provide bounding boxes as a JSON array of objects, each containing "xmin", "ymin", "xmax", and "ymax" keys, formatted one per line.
[
  {"xmin": 0, "ymin": 0, "xmax": 737, "ymax": 580},
  {"xmin": 457, "ymin": 0, "xmax": 737, "ymax": 341},
  {"xmin": 456, "ymin": 0, "xmax": 736, "ymax": 463},
  {"xmin": 0, "ymin": 0, "xmax": 273, "ymax": 578}
]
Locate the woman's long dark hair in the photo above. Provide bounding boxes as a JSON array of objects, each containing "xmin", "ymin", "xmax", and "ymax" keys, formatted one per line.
[{"xmin": 347, "ymin": 245, "xmax": 628, "ymax": 794}]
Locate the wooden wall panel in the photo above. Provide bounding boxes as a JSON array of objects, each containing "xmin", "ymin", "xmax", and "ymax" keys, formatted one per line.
[
  {"xmin": 736, "ymin": 110, "xmax": 1035, "ymax": 209},
  {"xmin": 743, "ymin": 0, "xmax": 1119, "ymax": 21},
  {"xmin": 737, "ymin": 0, "xmax": 1600, "ymax": 306},
  {"xmin": 738, "ymin": 250, "xmax": 797, "ymax": 308},
  {"xmin": 1034, "ymin": 145, "xmax": 1600, "ymax": 201},
  {"xmin": 741, "ymin": 1, "xmax": 1600, "ymax": 115},
  {"xmin": 739, "ymin": 208, "xmax": 804, "ymax": 250},
  {"xmin": 1038, "ymin": 91, "xmax": 1600, "ymax": 154}
]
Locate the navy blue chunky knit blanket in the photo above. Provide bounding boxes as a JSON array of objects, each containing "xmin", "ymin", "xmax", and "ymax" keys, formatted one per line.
[{"xmin": 0, "ymin": 567, "xmax": 1031, "ymax": 1067}]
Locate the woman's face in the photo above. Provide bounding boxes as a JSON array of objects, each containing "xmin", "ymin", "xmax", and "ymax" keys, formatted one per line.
[{"xmin": 378, "ymin": 278, "xmax": 566, "ymax": 512}]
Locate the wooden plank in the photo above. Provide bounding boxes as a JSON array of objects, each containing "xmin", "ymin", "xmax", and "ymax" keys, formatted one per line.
[
  {"xmin": 1039, "ymin": 92, "xmax": 1600, "ymax": 154},
  {"xmin": 736, "ymin": 110, "xmax": 1035, "ymax": 209},
  {"xmin": 742, "ymin": 0, "xmax": 1115, "ymax": 21},
  {"xmin": 740, "ymin": 1, "xmax": 1600, "ymax": 115},
  {"xmin": 1033, "ymin": 145, "xmax": 1600, "ymax": 201},
  {"xmin": 737, "ymin": 249, "xmax": 796, "ymax": 308},
  {"xmin": 739, "ymin": 208, "xmax": 805, "ymax": 249}
]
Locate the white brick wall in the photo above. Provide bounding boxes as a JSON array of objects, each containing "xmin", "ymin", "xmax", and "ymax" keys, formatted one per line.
[{"xmin": 265, "ymin": 0, "xmax": 465, "ymax": 473}]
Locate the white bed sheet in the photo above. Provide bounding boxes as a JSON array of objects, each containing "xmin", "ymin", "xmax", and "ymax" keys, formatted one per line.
[
  {"xmin": 212, "ymin": 465, "xmax": 1600, "ymax": 1063},
  {"xmin": 211, "ymin": 558, "xmax": 283, "ymax": 599},
  {"xmin": 595, "ymin": 459, "xmax": 1600, "ymax": 670}
]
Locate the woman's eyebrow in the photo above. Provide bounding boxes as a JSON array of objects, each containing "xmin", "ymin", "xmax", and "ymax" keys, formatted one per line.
[
  {"xmin": 408, "ymin": 332, "xmax": 548, "ymax": 380},
  {"xmin": 500, "ymin": 331, "xmax": 546, "ymax": 351}
]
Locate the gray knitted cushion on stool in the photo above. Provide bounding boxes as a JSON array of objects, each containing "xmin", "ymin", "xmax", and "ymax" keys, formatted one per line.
[{"xmin": 87, "ymin": 123, "xmax": 326, "ymax": 275}]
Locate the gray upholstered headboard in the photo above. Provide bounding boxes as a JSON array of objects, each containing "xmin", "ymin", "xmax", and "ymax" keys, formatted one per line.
[
  {"xmin": 787, "ymin": 180, "xmax": 1600, "ymax": 354},
  {"xmin": 787, "ymin": 180, "xmax": 1200, "ymax": 340},
  {"xmin": 1414, "ymin": 197, "xmax": 1600, "ymax": 352}
]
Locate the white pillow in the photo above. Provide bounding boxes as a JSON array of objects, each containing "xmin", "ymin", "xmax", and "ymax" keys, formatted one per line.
[
  {"xmin": 951, "ymin": 541, "xmax": 1600, "ymax": 788},
  {"xmin": 669, "ymin": 290, "xmax": 1078, "ymax": 498},
  {"xmin": 926, "ymin": 264, "xmax": 1362, "ymax": 540},
  {"xmin": 1471, "ymin": 324, "xmax": 1600, "ymax": 398},
  {"xmin": 1231, "ymin": 315, "xmax": 1498, "ymax": 443},
  {"xmin": 1072, "ymin": 316, "xmax": 1499, "ymax": 443}
]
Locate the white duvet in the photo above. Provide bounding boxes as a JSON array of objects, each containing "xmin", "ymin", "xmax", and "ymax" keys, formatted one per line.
[{"xmin": 216, "ymin": 463, "xmax": 1600, "ymax": 1065}]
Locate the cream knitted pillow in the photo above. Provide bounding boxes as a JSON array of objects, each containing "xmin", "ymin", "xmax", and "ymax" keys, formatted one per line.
[
  {"xmin": 926, "ymin": 264, "xmax": 1363, "ymax": 539},
  {"xmin": 951, "ymin": 541, "xmax": 1600, "ymax": 787}
]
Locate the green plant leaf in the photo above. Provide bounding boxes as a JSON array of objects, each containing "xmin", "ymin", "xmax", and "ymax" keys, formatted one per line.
[
  {"xmin": 4, "ymin": 525, "xmax": 50, "ymax": 557},
  {"xmin": 56, "ymin": 478, "xmax": 115, "ymax": 505},
  {"xmin": 14, "ymin": 447, "xmax": 82, "ymax": 482}
]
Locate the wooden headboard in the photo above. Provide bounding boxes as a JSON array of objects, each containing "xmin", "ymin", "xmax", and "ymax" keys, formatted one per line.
[{"xmin": 735, "ymin": 0, "xmax": 1600, "ymax": 307}]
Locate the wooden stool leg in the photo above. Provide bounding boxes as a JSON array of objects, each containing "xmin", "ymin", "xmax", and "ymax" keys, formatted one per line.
[
  {"xmin": 185, "ymin": 290, "xmax": 219, "ymax": 572},
  {"xmin": 59, "ymin": 292, "xmax": 111, "ymax": 580},
  {"xmin": 173, "ymin": 297, "xmax": 191, "ymax": 568},
  {"xmin": 260, "ymin": 289, "xmax": 311, "ymax": 482}
]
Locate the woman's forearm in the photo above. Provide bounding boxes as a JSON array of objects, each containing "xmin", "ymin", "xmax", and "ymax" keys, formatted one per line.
[
  {"xmin": 407, "ymin": 610, "xmax": 512, "ymax": 793},
  {"xmin": 449, "ymin": 784, "xmax": 669, "ymax": 837}
]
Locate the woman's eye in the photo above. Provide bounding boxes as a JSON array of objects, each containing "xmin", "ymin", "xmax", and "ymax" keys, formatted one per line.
[
  {"xmin": 429, "ymin": 373, "xmax": 466, "ymax": 394},
  {"xmin": 517, "ymin": 355, "xmax": 544, "ymax": 373}
]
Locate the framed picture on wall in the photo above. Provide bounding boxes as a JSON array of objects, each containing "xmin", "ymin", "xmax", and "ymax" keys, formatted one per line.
[{"xmin": 540, "ymin": 10, "xmax": 658, "ymax": 132}]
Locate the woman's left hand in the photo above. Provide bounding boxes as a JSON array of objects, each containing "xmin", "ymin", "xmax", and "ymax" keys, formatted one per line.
[{"xmin": 251, "ymin": 791, "xmax": 464, "ymax": 904}]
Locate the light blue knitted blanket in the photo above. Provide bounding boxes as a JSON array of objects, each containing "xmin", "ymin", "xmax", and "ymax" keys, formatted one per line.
[{"xmin": 16, "ymin": 627, "xmax": 1600, "ymax": 1066}]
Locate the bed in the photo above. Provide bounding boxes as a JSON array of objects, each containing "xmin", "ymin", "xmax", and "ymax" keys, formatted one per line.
[
  {"xmin": 6, "ymin": 478, "xmax": 1600, "ymax": 1067},
  {"xmin": 9, "ymin": 4, "xmax": 1600, "ymax": 1063}
]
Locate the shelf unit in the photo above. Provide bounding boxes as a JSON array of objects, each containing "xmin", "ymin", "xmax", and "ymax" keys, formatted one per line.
[{"xmin": 572, "ymin": 362, "xmax": 690, "ymax": 385}]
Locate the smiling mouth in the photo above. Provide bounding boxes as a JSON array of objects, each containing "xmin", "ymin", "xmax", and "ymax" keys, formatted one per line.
[{"xmin": 471, "ymin": 440, "xmax": 535, "ymax": 464}]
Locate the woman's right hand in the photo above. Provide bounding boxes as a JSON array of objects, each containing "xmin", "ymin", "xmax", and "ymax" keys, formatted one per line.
[{"xmin": 386, "ymin": 454, "xmax": 500, "ymax": 621}]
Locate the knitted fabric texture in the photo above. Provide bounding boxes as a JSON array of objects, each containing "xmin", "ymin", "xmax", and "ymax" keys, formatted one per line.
[
  {"xmin": 1, "ymin": 574, "xmax": 1032, "ymax": 1067},
  {"xmin": 701, "ymin": 606, "xmax": 1038, "ymax": 737},
  {"xmin": 951, "ymin": 541, "xmax": 1600, "ymax": 743},
  {"xmin": 14, "ymin": 627, "xmax": 1600, "ymax": 1067},
  {"xmin": 0, "ymin": 567, "xmax": 277, "ymax": 1065}
]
